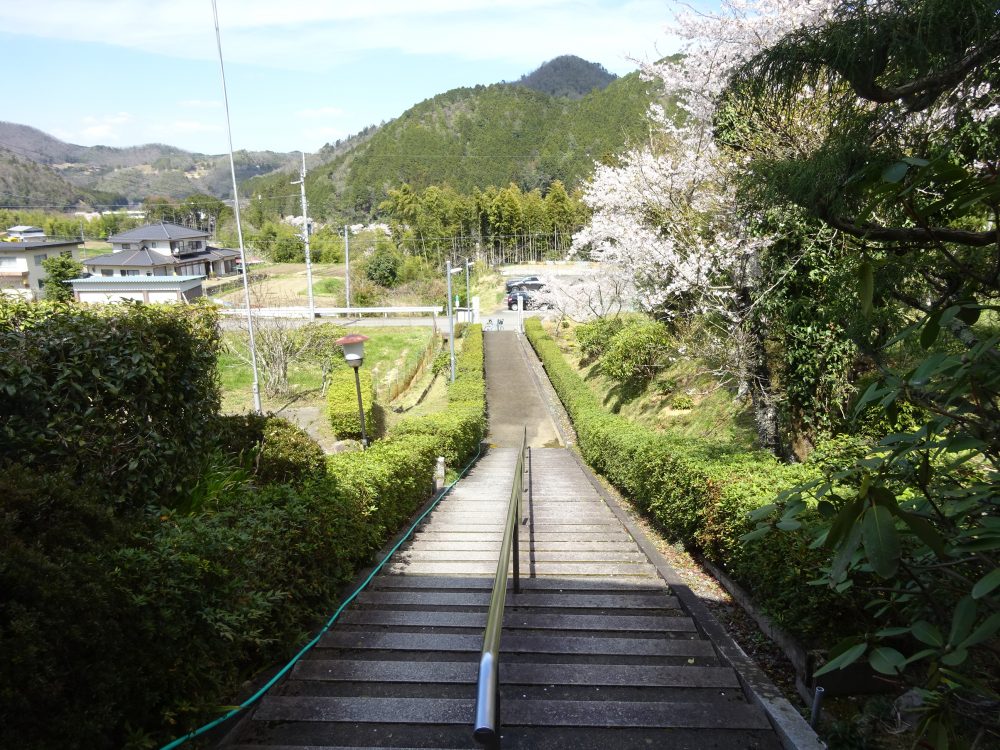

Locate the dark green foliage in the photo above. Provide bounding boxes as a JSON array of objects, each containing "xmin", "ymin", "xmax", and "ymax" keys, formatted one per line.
[
  {"xmin": 525, "ymin": 319, "xmax": 857, "ymax": 643},
  {"xmin": 0, "ymin": 299, "xmax": 221, "ymax": 510},
  {"xmin": 0, "ymin": 304, "xmax": 487, "ymax": 748},
  {"xmin": 215, "ymin": 413, "xmax": 326, "ymax": 486},
  {"xmin": 364, "ymin": 242, "xmax": 403, "ymax": 287},
  {"xmin": 515, "ymin": 55, "xmax": 617, "ymax": 99},
  {"xmin": 599, "ymin": 319, "xmax": 673, "ymax": 388}
]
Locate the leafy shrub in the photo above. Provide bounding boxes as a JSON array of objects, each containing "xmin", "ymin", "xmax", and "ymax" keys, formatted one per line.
[
  {"xmin": 671, "ymin": 394, "xmax": 694, "ymax": 410},
  {"xmin": 432, "ymin": 350, "xmax": 450, "ymax": 376},
  {"xmin": 575, "ymin": 315, "xmax": 625, "ymax": 363},
  {"xmin": 600, "ymin": 318, "xmax": 673, "ymax": 387},
  {"xmin": 327, "ymin": 367, "xmax": 384, "ymax": 440},
  {"xmin": 364, "ymin": 244, "xmax": 403, "ymax": 287},
  {"xmin": 0, "ymin": 307, "xmax": 486, "ymax": 749},
  {"xmin": 216, "ymin": 413, "xmax": 326, "ymax": 486},
  {"xmin": 0, "ymin": 299, "xmax": 220, "ymax": 510}
]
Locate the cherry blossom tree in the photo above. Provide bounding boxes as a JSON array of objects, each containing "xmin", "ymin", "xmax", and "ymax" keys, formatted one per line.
[{"xmin": 569, "ymin": 0, "xmax": 837, "ymax": 454}]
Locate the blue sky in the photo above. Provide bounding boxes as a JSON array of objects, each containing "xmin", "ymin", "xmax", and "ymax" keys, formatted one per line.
[{"xmin": 0, "ymin": 0, "xmax": 687, "ymax": 156}]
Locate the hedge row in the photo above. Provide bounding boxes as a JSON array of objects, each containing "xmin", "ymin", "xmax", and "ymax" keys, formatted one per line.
[
  {"xmin": 524, "ymin": 319, "xmax": 862, "ymax": 645},
  {"xmin": 0, "ymin": 299, "xmax": 220, "ymax": 509},
  {"xmin": 327, "ymin": 366, "xmax": 384, "ymax": 440}
]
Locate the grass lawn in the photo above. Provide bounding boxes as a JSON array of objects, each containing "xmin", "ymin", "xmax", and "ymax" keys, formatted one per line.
[
  {"xmin": 220, "ymin": 325, "xmax": 435, "ymax": 411},
  {"xmin": 545, "ymin": 320, "xmax": 758, "ymax": 450}
]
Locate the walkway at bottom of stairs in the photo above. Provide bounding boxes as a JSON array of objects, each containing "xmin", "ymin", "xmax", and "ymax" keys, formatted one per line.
[{"xmin": 223, "ymin": 446, "xmax": 804, "ymax": 749}]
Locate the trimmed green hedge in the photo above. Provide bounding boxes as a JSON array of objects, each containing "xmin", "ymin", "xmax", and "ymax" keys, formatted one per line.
[
  {"xmin": 327, "ymin": 367, "xmax": 383, "ymax": 439},
  {"xmin": 525, "ymin": 319, "xmax": 861, "ymax": 644},
  {"xmin": 0, "ymin": 299, "xmax": 220, "ymax": 509}
]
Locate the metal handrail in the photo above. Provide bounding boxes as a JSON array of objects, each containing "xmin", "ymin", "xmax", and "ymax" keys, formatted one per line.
[{"xmin": 474, "ymin": 427, "xmax": 527, "ymax": 748}]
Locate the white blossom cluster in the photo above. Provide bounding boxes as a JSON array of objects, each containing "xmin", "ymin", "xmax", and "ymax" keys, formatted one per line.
[{"xmin": 569, "ymin": 0, "xmax": 834, "ymax": 321}]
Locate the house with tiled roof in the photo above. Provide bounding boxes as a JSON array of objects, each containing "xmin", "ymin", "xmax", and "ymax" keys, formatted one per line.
[{"xmin": 83, "ymin": 222, "xmax": 239, "ymax": 279}]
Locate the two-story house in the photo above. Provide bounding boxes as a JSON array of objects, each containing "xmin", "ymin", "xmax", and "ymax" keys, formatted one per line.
[
  {"xmin": 82, "ymin": 223, "xmax": 239, "ymax": 279},
  {"xmin": 0, "ymin": 238, "xmax": 83, "ymax": 300}
]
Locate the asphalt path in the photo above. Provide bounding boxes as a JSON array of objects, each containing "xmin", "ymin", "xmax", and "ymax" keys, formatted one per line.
[{"xmin": 484, "ymin": 330, "xmax": 562, "ymax": 449}]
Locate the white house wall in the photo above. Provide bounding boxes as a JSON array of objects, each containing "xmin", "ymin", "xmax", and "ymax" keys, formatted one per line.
[{"xmin": 147, "ymin": 291, "xmax": 180, "ymax": 303}]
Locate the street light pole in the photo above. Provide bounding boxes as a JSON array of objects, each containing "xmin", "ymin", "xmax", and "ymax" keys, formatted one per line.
[
  {"xmin": 446, "ymin": 259, "xmax": 456, "ymax": 383},
  {"xmin": 336, "ymin": 333, "xmax": 370, "ymax": 449},
  {"xmin": 344, "ymin": 225, "xmax": 351, "ymax": 311},
  {"xmin": 464, "ymin": 257, "xmax": 472, "ymax": 324}
]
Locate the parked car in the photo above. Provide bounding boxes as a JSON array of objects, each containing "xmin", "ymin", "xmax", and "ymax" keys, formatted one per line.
[
  {"xmin": 506, "ymin": 289, "xmax": 552, "ymax": 310},
  {"xmin": 505, "ymin": 275, "xmax": 541, "ymax": 292}
]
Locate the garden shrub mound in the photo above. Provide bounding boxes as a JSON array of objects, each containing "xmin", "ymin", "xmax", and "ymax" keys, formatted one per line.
[
  {"xmin": 525, "ymin": 318, "xmax": 864, "ymax": 646},
  {"xmin": 0, "ymin": 296, "xmax": 487, "ymax": 750},
  {"xmin": 327, "ymin": 366, "xmax": 384, "ymax": 440},
  {"xmin": 216, "ymin": 412, "xmax": 327, "ymax": 486}
]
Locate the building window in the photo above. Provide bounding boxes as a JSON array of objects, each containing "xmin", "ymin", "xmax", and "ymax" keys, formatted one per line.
[
  {"xmin": 0, "ymin": 257, "xmax": 15, "ymax": 267},
  {"xmin": 121, "ymin": 243, "xmax": 131, "ymax": 250},
  {"xmin": 120, "ymin": 269, "xmax": 139, "ymax": 277},
  {"xmin": 101, "ymin": 269, "xmax": 114, "ymax": 277},
  {"xmin": 38, "ymin": 278, "xmax": 45, "ymax": 288},
  {"xmin": 34, "ymin": 254, "xmax": 47, "ymax": 266},
  {"xmin": 151, "ymin": 242, "xmax": 158, "ymax": 248}
]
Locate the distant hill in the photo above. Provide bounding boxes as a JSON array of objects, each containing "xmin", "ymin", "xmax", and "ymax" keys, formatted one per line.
[
  {"xmin": 0, "ymin": 122, "xmax": 297, "ymax": 203},
  {"xmin": 516, "ymin": 55, "xmax": 617, "ymax": 99},
  {"xmin": 246, "ymin": 66, "xmax": 664, "ymax": 220},
  {"xmin": 0, "ymin": 147, "xmax": 125, "ymax": 210}
]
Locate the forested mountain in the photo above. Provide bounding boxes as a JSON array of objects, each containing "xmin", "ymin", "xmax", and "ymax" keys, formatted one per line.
[
  {"xmin": 0, "ymin": 148, "xmax": 126, "ymax": 210},
  {"xmin": 0, "ymin": 122, "xmax": 297, "ymax": 204},
  {"xmin": 515, "ymin": 55, "xmax": 617, "ymax": 99},
  {"xmin": 246, "ymin": 69, "xmax": 661, "ymax": 221}
]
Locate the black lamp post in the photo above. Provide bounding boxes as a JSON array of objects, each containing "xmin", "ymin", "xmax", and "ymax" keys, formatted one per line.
[{"xmin": 336, "ymin": 333, "xmax": 370, "ymax": 448}]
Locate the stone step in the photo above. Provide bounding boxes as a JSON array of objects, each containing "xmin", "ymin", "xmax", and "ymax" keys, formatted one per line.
[
  {"xmin": 395, "ymin": 550, "xmax": 647, "ymax": 563},
  {"xmin": 338, "ymin": 610, "xmax": 696, "ymax": 633},
  {"xmin": 368, "ymin": 575, "xmax": 665, "ymax": 592},
  {"xmin": 254, "ymin": 696, "xmax": 771, "ymax": 730},
  {"xmin": 355, "ymin": 591, "xmax": 679, "ymax": 609},
  {"xmin": 385, "ymin": 561, "xmax": 659, "ymax": 577},
  {"xmin": 292, "ymin": 660, "xmax": 740, "ymax": 688},
  {"xmin": 319, "ymin": 631, "xmax": 715, "ymax": 658}
]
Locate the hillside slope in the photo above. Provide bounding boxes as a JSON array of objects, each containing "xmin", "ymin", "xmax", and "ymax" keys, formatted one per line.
[{"xmin": 0, "ymin": 122, "xmax": 296, "ymax": 202}]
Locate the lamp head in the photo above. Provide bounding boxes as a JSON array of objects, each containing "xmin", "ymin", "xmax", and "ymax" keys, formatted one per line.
[{"xmin": 335, "ymin": 333, "xmax": 369, "ymax": 368}]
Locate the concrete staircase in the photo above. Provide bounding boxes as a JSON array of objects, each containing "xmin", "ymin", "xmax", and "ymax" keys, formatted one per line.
[{"xmin": 225, "ymin": 447, "xmax": 783, "ymax": 749}]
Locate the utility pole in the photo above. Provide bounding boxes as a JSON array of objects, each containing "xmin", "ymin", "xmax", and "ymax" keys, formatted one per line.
[
  {"xmin": 212, "ymin": 0, "xmax": 261, "ymax": 413},
  {"xmin": 292, "ymin": 152, "xmax": 315, "ymax": 318},
  {"xmin": 344, "ymin": 225, "xmax": 351, "ymax": 311}
]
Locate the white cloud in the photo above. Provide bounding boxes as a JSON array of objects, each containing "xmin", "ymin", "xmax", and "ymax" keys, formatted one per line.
[{"xmin": 1, "ymin": 0, "xmax": 676, "ymax": 73}]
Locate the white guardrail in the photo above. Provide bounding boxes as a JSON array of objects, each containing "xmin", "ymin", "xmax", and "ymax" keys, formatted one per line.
[{"xmin": 218, "ymin": 306, "xmax": 444, "ymax": 319}]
